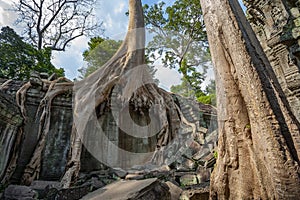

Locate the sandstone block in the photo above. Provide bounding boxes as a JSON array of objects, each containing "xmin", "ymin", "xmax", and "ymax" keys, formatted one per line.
[
  {"xmin": 4, "ymin": 185, "xmax": 38, "ymax": 200},
  {"xmin": 81, "ymin": 178, "xmax": 171, "ymax": 200}
]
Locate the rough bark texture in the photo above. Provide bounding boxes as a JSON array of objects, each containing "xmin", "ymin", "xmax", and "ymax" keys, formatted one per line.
[
  {"xmin": 200, "ymin": 0, "xmax": 300, "ymax": 199},
  {"xmin": 244, "ymin": 0, "xmax": 300, "ymax": 122},
  {"xmin": 60, "ymin": 0, "xmax": 197, "ymax": 187}
]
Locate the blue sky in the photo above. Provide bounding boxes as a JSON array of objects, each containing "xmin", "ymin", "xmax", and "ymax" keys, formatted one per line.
[{"xmin": 0, "ymin": 0, "xmax": 246, "ymax": 90}]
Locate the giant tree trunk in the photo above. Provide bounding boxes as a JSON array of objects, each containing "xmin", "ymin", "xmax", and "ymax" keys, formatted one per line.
[
  {"xmin": 200, "ymin": 0, "xmax": 300, "ymax": 199},
  {"xmin": 9, "ymin": 0, "xmax": 195, "ymax": 188},
  {"xmin": 59, "ymin": 0, "xmax": 193, "ymax": 188}
]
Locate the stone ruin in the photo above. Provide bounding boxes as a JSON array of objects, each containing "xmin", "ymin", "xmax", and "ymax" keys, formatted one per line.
[
  {"xmin": 0, "ymin": 74, "xmax": 218, "ymax": 199},
  {"xmin": 1, "ymin": 0, "xmax": 300, "ymax": 199},
  {"xmin": 244, "ymin": 0, "xmax": 300, "ymax": 122}
]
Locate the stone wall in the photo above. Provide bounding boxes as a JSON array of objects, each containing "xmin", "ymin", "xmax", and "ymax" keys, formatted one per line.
[
  {"xmin": 244, "ymin": 0, "xmax": 300, "ymax": 121},
  {"xmin": 0, "ymin": 75, "xmax": 218, "ymax": 185},
  {"xmin": 0, "ymin": 87, "xmax": 23, "ymax": 184},
  {"xmin": 0, "ymin": 78, "xmax": 73, "ymax": 184}
]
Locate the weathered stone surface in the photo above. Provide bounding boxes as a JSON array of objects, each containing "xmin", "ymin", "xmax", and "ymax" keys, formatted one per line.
[
  {"xmin": 0, "ymin": 79, "xmax": 73, "ymax": 184},
  {"xmin": 179, "ymin": 174, "xmax": 198, "ymax": 186},
  {"xmin": 0, "ymin": 88, "xmax": 23, "ymax": 183},
  {"xmin": 181, "ymin": 192, "xmax": 209, "ymax": 200},
  {"xmin": 81, "ymin": 178, "xmax": 171, "ymax": 200},
  {"xmin": 196, "ymin": 166, "xmax": 210, "ymax": 183},
  {"xmin": 53, "ymin": 185, "xmax": 91, "ymax": 200},
  {"xmin": 111, "ymin": 168, "xmax": 128, "ymax": 178},
  {"xmin": 165, "ymin": 181, "xmax": 182, "ymax": 200},
  {"xmin": 244, "ymin": 0, "xmax": 300, "ymax": 121},
  {"xmin": 0, "ymin": 75, "xmax": 218, "ymax": 188},
  {"xmin": 4, "ymin": 185, "xmax": 38, "ymax": 199},
  {"xmin": 29, "ymin": 180, "xmax": 62, "ymax": 199},
  {"xmin": 180, "ymin": 186, "xmax": 209, "ymax": 200}
]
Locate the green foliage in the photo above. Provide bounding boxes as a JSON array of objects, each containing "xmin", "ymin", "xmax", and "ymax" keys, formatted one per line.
[
  {"xmin": 197, "ymin": 94, "xmax": 214, "ymax": 105},
  {"xmin": 171, "ymin": 78, "xmax": 216, "ymax": 106},
  {"xmin": 78, "ymin": 37, "xmax": 122, "ymax": 78},
  {"xmin": 144, "ymin": 0, "xmax": 210, "ymax": 94},
  {"xmin": 197, "ymin": 79, "xmax": 216, "ymax": 105},
  {"xmin": 171, "ymin": 77, "xmax": 198, "ymax": 98},
  {"xmin": 0, "ymin": 26, "xmax": 64, "ymax": 80},
  {"xmin": 213, "ymin": 151, "xmax": 218, "ymax": 159}
]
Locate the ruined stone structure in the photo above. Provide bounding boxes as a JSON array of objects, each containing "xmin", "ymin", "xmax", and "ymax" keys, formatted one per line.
[
  {"xmin": 244, "ymin": 0, "xmax": 300, "ymax": 121},
  {"xmin": 0, "ymin": 78, "xmax": 73, "ymax": 184},
  {"xmin": 0, "ymin": 74, "xmax": 217, "ymax": 198}
]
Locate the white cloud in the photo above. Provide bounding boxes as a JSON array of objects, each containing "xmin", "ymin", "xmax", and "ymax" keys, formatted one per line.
[
  {"xmin": 155, "ymin": 65, "xmax": 182, "ymax": 91},
  {"xmin": 0, "ymin": 0, "xmax": 18, "ymax": 28},
  {"xmin": 52, "ymin": 36, "xmax": 89, "ymax": 80},
  {"xmin": 201, "ymin": 66, "xmax": 215, "ymax": 90},
  {"xmin": 1, "ymin": 0, "xmax": 17, "ymax": 4},
  {"xmin": 114, "ymin": 2, "xmax": 126, "ymax": 14},
  {"xmin": 0, "ymin": 7, "xmax": 4, "ymax": 26},
  {"xmin": 97, "ymin": 0, "xmax": 128, "ymax": 39}
]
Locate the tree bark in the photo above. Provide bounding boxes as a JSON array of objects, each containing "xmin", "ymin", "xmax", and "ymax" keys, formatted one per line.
[
  {"xmin": 200, "ymin": 0, "xmax": 300, "ymax": 199},
  {"xmin": 60, "ymin": 0, "xmax": 193, "ymax": 188}
]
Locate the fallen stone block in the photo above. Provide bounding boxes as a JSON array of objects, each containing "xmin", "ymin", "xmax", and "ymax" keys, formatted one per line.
[
  {"xmin": 51, "ymin": 185, "xmax": 91, "ymax": 200},
  {"xmin": 179, "ymin": 174, "xmax": 198, "ymax": 186},
  {"xmin": 196, "ymin": 166, "xmax": 211, "ymax": 183},
  {"xmin": 30, "ymin": 180, "xmax": 62, "ymax": 199},
  {"xmin": 180, "ymin": 186, "xmax": 210, "ymax": 200},
  {"xmin": 81, "ymin": 178, "xmax": 171, "ymax": 200},
  {"xmin": 111, "ymin": 168, "xmax": 128, "ymax": 179},
  {"xmin": 165, "ymin": 181, "xmax": 182, "ymax": 200},
  {"xmin": 4, "ymin": 185, "xmax": 38, "ymax": 200}
]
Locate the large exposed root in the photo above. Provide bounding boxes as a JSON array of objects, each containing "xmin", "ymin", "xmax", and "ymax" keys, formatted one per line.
[
  {"xmin": 60, "ymin": 126, "xmax": 82, "ymax": 188},
  {"xmin": 13, "ymin": 0, "xmax": 198, "ymax": 188},
  {"xmin": 1, "ymin": 128, "xmax": 24, "ymax": 185},
  {"xmin": 60, "ymin": 0, "xmax": 200, "ymax": 187},
  {"xmin": 16, "ymin": 82, "xmax": 31, "ymax": 120},
  {"xmin": 19, "ymin": 78, "xmax": 73, "ymax": 185}
]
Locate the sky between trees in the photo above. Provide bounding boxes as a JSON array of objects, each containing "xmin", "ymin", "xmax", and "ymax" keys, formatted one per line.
[{"xmin": 0, "ymin": 0, "xmax": 245, "ymax": 90}]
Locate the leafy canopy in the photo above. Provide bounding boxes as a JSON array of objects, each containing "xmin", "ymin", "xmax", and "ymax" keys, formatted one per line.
[
  {"xmin": 144, "ymin": 0, "xmax": 210, "ymax": 95},
  {"xmin": 78, "ymin": 37, "xmax": 122, "ymax": 78},
  {"xmin": 0, "ymin": 26, "xmax": 64, "ymax": 80}
]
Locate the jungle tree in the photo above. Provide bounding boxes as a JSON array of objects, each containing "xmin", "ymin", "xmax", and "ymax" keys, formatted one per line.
[
  {"xmin": 200, "ymin": 0, "xmax": 300, "ymax": 199},
  {"xmin": 144, "ymin": 0, "xmax": 210, "ymax": 97},
  {"xmin": 0, "ymin": 26, "xmax": 64, "ymax": 80},
  {"xmin": 14, "ymin": 0, "xmax": 196, "ymax": 188},
  {"xmin": 14, "ymin": 0, "xmax": 102, "ymax": 51}
]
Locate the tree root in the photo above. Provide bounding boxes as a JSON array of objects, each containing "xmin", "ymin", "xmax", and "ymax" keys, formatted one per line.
[
  {"xmin": 19, "ymin": 78, "xmax": 73, "ymax": 185},
  {"xmin": 16, "ymin": 82, "xmax": 31, "ymax": 121}
]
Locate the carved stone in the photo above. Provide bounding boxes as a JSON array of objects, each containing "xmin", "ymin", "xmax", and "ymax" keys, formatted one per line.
[{"xmin": 244, "ymin": 0, "xmax": 300, "ymax": 121}]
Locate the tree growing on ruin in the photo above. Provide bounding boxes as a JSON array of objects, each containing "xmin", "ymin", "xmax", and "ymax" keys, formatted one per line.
[
  {"xmin": 12, "ymin": 0, "xmax": 196, "ymax": 188},
  {"xmin": 14, "ymin": 0, "xmax": 102, "ymax": 51},
  {"xmin": 200, "ymin": 0, "xmax": 300, "ymax": 199},
  {"xmin": 5, "ymin": 2, "xmax": 300, "ymax": 199}
]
